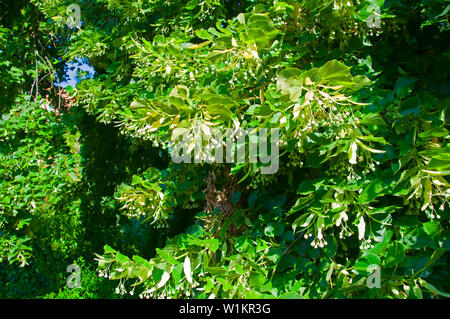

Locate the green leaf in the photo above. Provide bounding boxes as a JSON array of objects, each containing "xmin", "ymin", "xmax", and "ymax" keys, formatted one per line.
[
  {"xmin": 296, "ymin": 180, "xmax": 315, "ymax": 195},
  {"xmin": 349, "ymin": 142, "xmax": 357, "ymax": 165},
  {"xmin": 206, "ymin": 103, "xmax": 233, "ymax": 119},
  {"xmin": 277, "ymin": 68, "xmax": 304, "ymax": 102},
  {"xmin": 356, "ymin": 140, "xmax": 386, "ymax": 153},
  {"xmin": 171, "ymin": 127, "xmax": 188, "ymax": 140},
  {"xmin": 195, "ymin": 29, "xmax": 213, "ymax": 41},
  {"xmin": 421, "ymin": 178, "xmax": 432, "ymax": 211},
  {"xmin": 249, "ymin": 271, "xmax": 266, "ymax": 289},
  {"xmin": 157, "ymin": 271, "xmax": 170, "ymax": 288},
  {"xmin": 185, "ymin": 0, "xmax": 198, "ymax": 10},
  {"xmin": 421, "ymin": 280, "xmax": 450, "ymax": 298},
  {"xmin": 267, "ymin": 248, "xmax": 282, "ymax": 263},
  {"xmin": 317, "ymin": 60, "xmax": 353, "ymax": 85},
  {"xmin": 279, "ymin": 292, "xmax": 304, "ymax": 299},
  {"xmin": 292, "ymin": 213, "xmax": 315, "ymax": 231},
  {"xmin": 104, "ymin": 245, "xmax": 116, "ymax": 254},
  {"xmin": 231, "ymin": 190, "xmax": 241, "ymax": 204},
  {"xmin": 420, "ymin": 248, "xmax": 445, "ymax": 274},
  {"xmin": 324, "ymin": 236, "xmax": 337, "ymax": 257},
  {"xmin": 264, "ymin": 223, "xmax": 284, "ymax": 237},
  {"xmin": 288, "ymin": 194, "xmax": 314, "ymax": 215},
  {"xmin": 435, "ymin": 4, "xmax": 450, "ymax": 19},
  {"xmin": 171, "ymin": 263, "xmax": 183, "ymax": 284},
  {"xmin": 394, "ymin": 77, "xmax": 417, "ymax": 99},
  {"xmin": 235, "ymin": 236, "xmax": 253, "ymax": 253},
  {"xmin": 131, "ymin": 175, "xmax": 143, "ymax": 185}
]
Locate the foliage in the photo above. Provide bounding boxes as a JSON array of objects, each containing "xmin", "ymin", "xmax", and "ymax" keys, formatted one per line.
[
  {"xmin": 81, "ymin": 0, "xmax": 449, "ymax": 299},
  {"xmin": 41, "ymin": 257, "xmax": 120, "ymax": 299}
]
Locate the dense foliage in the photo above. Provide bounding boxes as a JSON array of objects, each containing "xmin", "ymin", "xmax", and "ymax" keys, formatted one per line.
[{"xmin": 1, "ymin": 0, "xmax": 449, "ymax": 299}]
